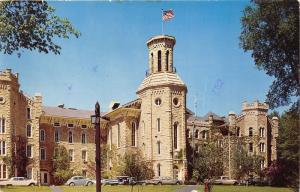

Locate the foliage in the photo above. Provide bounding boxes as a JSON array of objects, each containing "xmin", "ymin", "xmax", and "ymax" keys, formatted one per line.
[
  {"xmin": 52, "ymin": 145, "xmax": 73, "ymax": 185},
  {"xmin": 276, "ymin": 104, "xmax": 299, "ymax": 189},
  {"xmin": 0, "ymin": 1, "xmax": 80, "ymax": 57},
  {"xmin": 240, "ymin": 0, "xmax": 299, "ymax": 109},
  {"xmin": 10, "ymin": 136, "xmax": 28, "ymax": 177},
  {"xmin": 191, "ymin": 143, "xmax": 224, "ymax": 183},
  {"xmin": 121, "ymin": 150, "xmax": 154, "ymax": 181},
  {"xmin": 232, "ymin": 145, "xmax": 263, "ymax": 180}
]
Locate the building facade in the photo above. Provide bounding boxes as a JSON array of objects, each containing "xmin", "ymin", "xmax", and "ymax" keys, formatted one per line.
[{"xmin": 0, "ymin": 34, "xmax": 278, "ymax": 184}]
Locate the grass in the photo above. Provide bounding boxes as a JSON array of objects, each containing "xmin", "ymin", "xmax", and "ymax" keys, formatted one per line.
[{"xmin": 0, "ymin": 185, "xmax": 293, "ymax": 192}]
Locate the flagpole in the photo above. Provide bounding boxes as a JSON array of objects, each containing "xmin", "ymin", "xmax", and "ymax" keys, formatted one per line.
[{"xmin": 161, "ymin": 9, "xmax": 164, "ymax": 35}]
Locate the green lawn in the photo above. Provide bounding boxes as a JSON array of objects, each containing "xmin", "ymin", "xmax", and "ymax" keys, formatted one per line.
[{"xmin": 0, "ymin": 185, "xmax": 293, "ymax": 192}]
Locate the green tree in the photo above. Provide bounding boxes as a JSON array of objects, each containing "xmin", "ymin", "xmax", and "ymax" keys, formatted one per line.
[
  {"xmin": 232, "ymin": 145, "xmax": 263, "ymax": 180},
  {"xmin": 276, "ymin": 104, "xmax": 299, "ymax": 189},
  {"xmin": 52, "ymin": 145, "xmax": 73, "ymax": 185},
  {"xmin": 0, "ymin": 1, "xmax": 80, "ymax": 57},
  {"xmin": 122, "ymin": 150, "xmax": 154, "ymax": 181},
  {"xmin": 192, "ymin": 143, "xmax": 224, "ymax": 183},
  {"xmin": 240, "ymin": 0, "xmax": 299, "ymax": 109}
]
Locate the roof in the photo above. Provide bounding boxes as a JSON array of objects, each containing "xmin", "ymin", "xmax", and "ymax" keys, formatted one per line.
[
  {"xmin": 203, "ymin": 112, "xmax": 224, "ymax": 121},
  {"xmin": 42, "ymin": 106, "xmax": 106, "ymax": 119},
  {"xmin": 137, "ymin": 72, "xmax": 186, "ymax": 93}
]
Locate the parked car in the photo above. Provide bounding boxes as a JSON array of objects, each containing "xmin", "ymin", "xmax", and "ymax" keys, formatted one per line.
[
  {"xmin": 103, "ymin": 178, "xmax": 119, "ymax": 185},
  {"xmin": 85, "ymin": 179, "xmax": 114, "ymax": 186},
  {"xmin": 213, "ymin": 176, "xmax": 238, "ymax": 185},
  {"xmin": 0, "ymin": 177, "xmax": 37, "ymax": 186},
  {"xmin": 146, "ymin": 177, "xmax": 182, "ymax": 185},
  {"xmin": 65, "ymin": 176, "xmax": 90, "ymax": 186},
  {"xmin": 116, "ymin": 176, "xmax": 137, "ymax": 185}
]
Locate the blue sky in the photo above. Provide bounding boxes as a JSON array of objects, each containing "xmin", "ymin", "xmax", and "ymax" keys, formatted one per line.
[{"xmin": 0, "ymin": 1, "xmax": 285, "ymax": 116}]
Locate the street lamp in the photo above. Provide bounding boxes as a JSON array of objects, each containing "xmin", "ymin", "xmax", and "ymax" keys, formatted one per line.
[{"xmin": 91, "ymin": 102, "xmax": 101, "ymax": 192}]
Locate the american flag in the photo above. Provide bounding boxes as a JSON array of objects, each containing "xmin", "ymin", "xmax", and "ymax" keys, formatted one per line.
[{"xmin": 162, "ymin": 10, "xmax": 174, "ymax": 21}]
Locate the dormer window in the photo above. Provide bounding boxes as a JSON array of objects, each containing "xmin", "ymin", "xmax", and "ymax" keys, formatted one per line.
[
  {"xmin": 158, "ymin": 50, "xmax": 161, "ymax": 72},
  {"xmin": 54, "ymin": 122, "xmax": 60, "ymax": 127}
]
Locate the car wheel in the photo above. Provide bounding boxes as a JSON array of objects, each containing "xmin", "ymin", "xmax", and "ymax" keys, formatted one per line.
[
  {"xmin": 87, "ymin": 182, "xmax": 93, "ymax": 186},
  {"xmin": 157, "ymin": 182, "xmax": 162, "ymax": 185},
  {"xmin": 176, "ymin": 182, "xmax": 180, "ymax": 185},
  {"xmin": 69, "ymin": 182, "xmax": 75, "ymax": 186},
  {"xmin": 29, "ymin": 183, "xmax": 35, "ymax": 186}
]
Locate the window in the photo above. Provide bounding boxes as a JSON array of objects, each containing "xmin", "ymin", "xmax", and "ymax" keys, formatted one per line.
[
  {"xmin": 82, "ymin": 170, "xmax": 87, "ymax": 177},
  {"xmin": 236, "ymin": 127, "xmax": 240, "ymax": 137},
  {"xmin": 69, "ymin": 149, "xmax": 74, "ymax": 161},
  {"xmin": 54, "ymin": 129, "xmax": 60, "ymax": 143},
  {"xmin": 249, "ymin": 143, "xmax": 253, "ymax": 152},
  {"xmin": 202, "ymin": 131, "xmax": 208, "ymax": 139},
  {"xmin": 40, "ymin": 129, "xmax": 45, "ymax": 142},
  {"xmin": 187, "ymin": 129, "xmax": 191, "ymax": 138},
  {"xmin": 0, "ymin": 141, "xmax": 5, "ymax": 155},
  {"xmin": 155, "ymin": 98, "xmax": 162, "ymax": 106},
  {"xmin": 260, "ymin": 143, "xmax": 265, "ymax": 152},
  {"xmin": 68, "ymin": 131, "xmax": 73, "ymax": 143},
  {"xmin": 260, "ymin": 159, "xmax": 265, "ymax": 169},
  {"xmin": 81, "ymin": 124, "xmax": 87, "ymax": 129},
  {"xmin": 26, "ymin": 124, "xmax": 32, "ymax": 137},
  {"xmin": 117, "ymin": 124, "xmax": 121, "ymax": 148},
  {"xmin": 81, "ymin": 133, "xmax": 86, "ymax": 144},
  {"xmin": 195, "ymin": 130, "xmax": 199, "ymax": 139},
  {"xmin": 259, "ymin": 127, "xmax": 265, "ymax": 137},
  {"xmin": 157, "ymin": 164, "xmax": 161, "ymax": 177},
  {"xmin": 109, "ymin": 127, "xmax": 112, "ymax": 150},
  {"xmin": 26, "ymin": 145, "xmax": 32, "ymax": 158},
  {"xmin": 82, "ymin": 150, "xmax": 87, "ymax": 162},
  {"xmin": 0, "ymin": 164, "xmax": 7, "ymax": 179},
  {"xmin": 157, "ymin": 118, "xmax": 160, "ymax": 132},
  {"xmin": 157, "ymin": 50, "xmax": 161, "ymax": 72},
  {"xmin": 166, "ymin": 50, "xmax": 169, "ymax": 71},
  {"xmin": 27, "ymin": 167, "xmax": 32, "ymax": 179},
  {"xmin": 40, "ymin": 148, "xmax": 46, "ymax": 160},
  {"xmin": 68, "ymin": 123, "xmax": 74, "ymax": 128},
  {"xmin": 54, "ymin": 122, "xmax": 60, "ymax": 127},
  {"xmin": 173, "ymin": 98, "xmax": 179, "ymax": 106},
  {"xmin": 249, "ymin": 127, "xmax": 253, "ymax": 137},
  {"xmin": 157, "ymin": 141, "xmax": 161, "ymax": 154},
  {"xmin": 151, "ymin": 52, "xmax": 153, "ymax": 67},
  {"xmin": 131, "ymin": 122, "xmax": 136, "ymax": 147},
  {"xmin": 174, "ymin": 123, "xmax": 178, "ymax": 149},
  {"xmin": 27, "ymin": 108, "xmax": 31, "ymax": 119},
  {"xmin": 0, "ymin": 118, "xmax": 5, "ymax": 133}
]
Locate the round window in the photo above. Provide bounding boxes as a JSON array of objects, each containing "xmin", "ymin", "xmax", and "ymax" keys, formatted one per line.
[
  {"xmin": 173, "ymin": 98, "xmax": 180, "ymax": 106},
  {"xmin": 0, "ymin": 97, "xmax": 5, "ymax": 104},
  {"xmin": 155, "ymin": 98, "xmax": 162, "ymax": 106}
]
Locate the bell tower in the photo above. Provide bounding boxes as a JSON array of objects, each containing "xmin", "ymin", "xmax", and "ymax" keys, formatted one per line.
[{"xmin": 137, "ymin": 35, "xmax": 187, "ymax": 181}]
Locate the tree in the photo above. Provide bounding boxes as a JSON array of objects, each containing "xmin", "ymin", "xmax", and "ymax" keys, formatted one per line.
[
  {"xmin": 240, "ymin": 0, "xmax": 299, "ymax": 109},
  {"xmin": 232, "ymin": 145, "xmax": 263, "ymax": 180},
  {"xmin": 0, "ymin": 1, "xmax": 80, "ymax": 57},
  {"xmin": 52, "ymin": 145, "xmax": 73, "ymax": 185},
  {"xmin": 276, "ymin": 104, "xmax": 299, "ymax": 189},
  {"xmin": 192, "ymin": 143, "xmax": 224, "ymax": 183},
  {"xmin": 121, "ymin": 150, "xmax": 154, "ymax": 181}
]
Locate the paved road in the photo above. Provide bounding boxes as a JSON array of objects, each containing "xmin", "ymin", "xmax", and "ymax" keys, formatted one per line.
[
  {"xmin": 176, "ymin": 185, "xmax": 201, "ymax": 192},
  {"xmin": 50, "ymin": 185, "xmax": 62, "ymax": 192}
]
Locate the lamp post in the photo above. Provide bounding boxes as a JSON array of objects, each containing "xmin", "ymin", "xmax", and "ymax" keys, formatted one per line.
[{"xmin": 91, "ymin": 102, "xmax": 101, "ymax": 192}]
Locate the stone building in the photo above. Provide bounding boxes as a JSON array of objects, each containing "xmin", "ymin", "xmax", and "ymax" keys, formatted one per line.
[{"xmin": 0, "ymin": 34, "xmax": 278, "ymax": 184}]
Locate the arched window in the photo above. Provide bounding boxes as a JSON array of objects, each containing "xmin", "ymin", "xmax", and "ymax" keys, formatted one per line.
[
  {"xmin": 81, "ymin": 133, "xmax": 86, "ymax": 144},
  {"xmin": 27, "ymin": 124, "xmax": 32, "ymax": 138},
  {"xmin": 260, "ymin": 142, "xmax": 265, "ymax": 152},
  {"xmin": 158, "ymin": 50, "xmax": 161, "ymax": 72},
  {"xmin": 157, "ymin": 118, "xmax": 160, "ymax": 132},
  {"xmin": 249, "ymin": 142, "xmax": 253, "ymax": 152},
  {"xmin": 187, "ymin": 129, "xmax": 191, "ymax": 138},
  {"xmin": 40, "ymin": 129, "xmax": 45, "ymax": 142},
  {"xmin": 249, "ymin": 127, "xmax": 253, "ymax": 137},
  {"xmin": 259, "ymin": 127, "xmax": 265, "ymax": 137},
  {"xmin": 151, "ymin": 52, "xmax": 153, "ymax": 67},
  {"xmin": 260, "ymin": 159, "xmax": 265, "ymax": 169},
  {"xmin": 195, "ymin": 130, "xmax": 199, "ymax": 139},
  {"xmin": 157, "ymin": 141, "xmax": 161, "ymax": 154},
  {"xmin": 131, "ymin": 122, "xmax": 136, "ymax": 147},
  {"xmin": 166, "ymin": 50, "xmax": 169, "ymax": 71},
  {"xmin": 236, "ymin": 127, "xmax": 240, "ymax": 137},
  {"xmin": 68, "ymin": 131, "xmax": 73, "ymax": 143},
  {"xmin": 157, "ymin": 163, "xmax": 161, "ymax": 177},
  {"xmin": 174, "ymin": 123, "xmax": 178, "ymax": 149}
]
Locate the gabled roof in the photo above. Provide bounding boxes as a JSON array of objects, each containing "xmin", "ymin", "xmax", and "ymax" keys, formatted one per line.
[
  {"xmin": 203, "ymin": 111, "xmax": 224, "ymax": 121},
  {"xmin": 42, "ymin": 106, "xmax": 106, "ymax": 119}
]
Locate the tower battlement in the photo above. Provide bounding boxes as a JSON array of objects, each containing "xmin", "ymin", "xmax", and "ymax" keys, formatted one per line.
[
  {"xmin": 0, "ymin": 69, "xmax": 19, "ymax": 84},
  {"xmin": 242, "ymin": 100, "xmax": 269, "ymax": 111}
]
